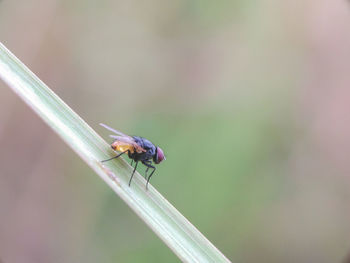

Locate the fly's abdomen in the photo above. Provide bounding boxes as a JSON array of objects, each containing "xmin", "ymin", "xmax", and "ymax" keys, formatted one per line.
[{"xmin": 111, "ymin": 141, "xmax": 135, "ymax": 153}]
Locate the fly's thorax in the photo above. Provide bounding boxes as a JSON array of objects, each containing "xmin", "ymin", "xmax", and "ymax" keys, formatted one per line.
[{"xmin": 135, "ymin": 137, "xmax": 156, "ymax": 155}]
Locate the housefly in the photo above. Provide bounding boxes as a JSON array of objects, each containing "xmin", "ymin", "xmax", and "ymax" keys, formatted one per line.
[{"xmin": 100, "ymin": 123, "xmax": 165, "ymax": 189}]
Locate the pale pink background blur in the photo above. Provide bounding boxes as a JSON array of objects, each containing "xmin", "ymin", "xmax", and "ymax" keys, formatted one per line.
[{"xmin": 1, "ymin": 0, "xmax": 350, "ymax": 262}]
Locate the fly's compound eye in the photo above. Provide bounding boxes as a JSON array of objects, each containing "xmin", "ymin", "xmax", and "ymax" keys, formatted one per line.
[{"xmin": 155, "ymin": 147, "xmax": 165, "ymax": 164}]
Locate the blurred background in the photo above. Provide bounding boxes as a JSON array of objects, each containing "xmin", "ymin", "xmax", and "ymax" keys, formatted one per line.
[{"xmin": 1, "ymin": 0, "xmax": 350, "ymax": 262}]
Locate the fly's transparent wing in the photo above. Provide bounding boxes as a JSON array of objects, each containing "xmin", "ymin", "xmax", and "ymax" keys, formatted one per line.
[
  {"xmin": 99, "ymin": 123, "xmax": 130, "ymax": 137},
  {"xmin": 110, "ymin": 135, "xmax": 146, "ymax": 153},
  {"xmin": 100, "ymin": 123, "xmax": 146, "ymax": 153},
  {"xmin": 110, "ymin": 135, "xmax": 135, "ymax": 144}
]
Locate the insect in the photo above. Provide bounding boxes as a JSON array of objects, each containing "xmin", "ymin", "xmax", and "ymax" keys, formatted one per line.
[{"xmin": 100, "ymin": 123, "xmax": 165, "ymax": 189}]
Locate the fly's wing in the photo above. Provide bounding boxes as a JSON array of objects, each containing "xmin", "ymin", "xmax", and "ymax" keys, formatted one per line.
[
  {"xmin": 109, "ymin": 135, "xmax": 135, "ymax": 143},
  {"xmin": 99, "ymin": 123, "xmax": 130, "ymax": 137},
  {"xmin": 100, "ymin": 123, "xmax": 146, "ymax": 153},
  {"xmin": 110, "ymin": 135, "xmax": 146, "ymax": 153}
]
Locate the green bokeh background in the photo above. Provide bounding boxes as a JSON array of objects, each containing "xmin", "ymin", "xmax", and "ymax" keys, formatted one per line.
[{"xmin": 1, "ymin": 0, "xmax": 350, "ymax": 262}]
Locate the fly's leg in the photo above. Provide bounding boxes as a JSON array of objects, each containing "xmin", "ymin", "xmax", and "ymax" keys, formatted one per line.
[
  {"xmin": 130, "ymin": 159, "xmax": 134, "ymax": 166},
  {"xmin": 101, "ymin": 150, "xmax": 128, "ymax": 163},
  {"xmin": 143, "ymin": 160, "xmax": 152, "ymax": 178},
  {"xmin": 129, "ymin": 161, "xmax": 138, "ymax": 186},
  {"xmin": 142, "ymin": 161, "xmax": 156, "ymax": 190},
  {"xmin": 146, "ymin": 167, "xmax": 156, "ymax": 190}
]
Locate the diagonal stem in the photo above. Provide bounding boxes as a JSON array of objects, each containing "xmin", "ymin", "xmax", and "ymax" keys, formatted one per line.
[{"xmin": 0, "ymin": 42, "xmax": 231, "ymax": 263}]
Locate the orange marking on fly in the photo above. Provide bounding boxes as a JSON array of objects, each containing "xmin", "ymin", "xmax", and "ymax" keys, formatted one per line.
[
  {"xmin": 100, "ymin": 123, "xmax": 165, "ymax": 190},
  {"xmin": 111, "ymin": 140, "xmax": 145, "ymax": 154}
]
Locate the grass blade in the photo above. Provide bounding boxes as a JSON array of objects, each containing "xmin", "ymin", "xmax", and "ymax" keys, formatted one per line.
[{"xmin": 0, "ymin": 42, "xmax": 231, "ymax": 263}]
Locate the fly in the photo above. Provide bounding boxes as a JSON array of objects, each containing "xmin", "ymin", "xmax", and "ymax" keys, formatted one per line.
[{"xmin": 100, "ymin": 123, "xmax": 165, "ymax": 189}]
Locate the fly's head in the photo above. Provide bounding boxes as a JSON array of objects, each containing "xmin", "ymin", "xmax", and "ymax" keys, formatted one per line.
[{"xmin": 154, "ymin": 147, "xmax": 166, "ymax": 164}]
